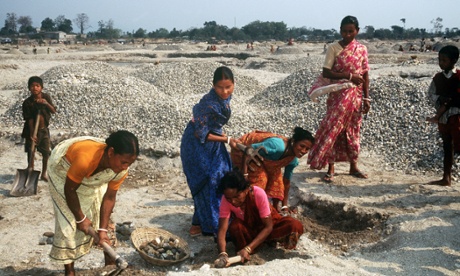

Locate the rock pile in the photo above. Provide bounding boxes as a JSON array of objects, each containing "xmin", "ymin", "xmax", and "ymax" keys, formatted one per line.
[{"xmin": 0, "ymin": 57, "xmax": 455, "ymax": 177}]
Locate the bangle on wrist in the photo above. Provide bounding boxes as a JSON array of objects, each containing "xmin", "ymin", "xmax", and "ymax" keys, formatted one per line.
[
  {"xmin": 243, "ymin": 173, "xmax": 249, "ymax": 177},
  {"xmin": 76, "ymin": 214, "xmax": 86, "ymax": 224},
  {"xmin": 218, "ymin": 252, "xmax": 228, "ymax": 257},
  {"xmin": 349, "ymin": 73, "xmax": 353, "ymax": 81},
  {"xmin": 244, "ymin": 246, "xmax": 252, "ymax": 254},
  {"xmin": 362, "ymin": 97, "xmax": 371, "ymax": 102},
  {"xmin": 227, "ymin": 136, "xmax": 231, "ymax": 144},
  {"xmin": 98, "ymin": 228, "xmax": 108, "ymax": 232}
]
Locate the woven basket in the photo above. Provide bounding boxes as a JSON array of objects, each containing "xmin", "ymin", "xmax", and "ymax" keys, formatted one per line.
[{"xmin": 131, "ymin": 227, "xmax": 190, "ymax": 266}]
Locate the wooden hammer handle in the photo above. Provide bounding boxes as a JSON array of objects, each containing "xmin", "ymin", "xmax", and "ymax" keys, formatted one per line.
[
  {"xmin": 227, "ymin": 255, "xmax": 242, "ymax": 266},
  {"xmin": 87, "ymin": 227, "xmax": 128, "ymax": 269}
]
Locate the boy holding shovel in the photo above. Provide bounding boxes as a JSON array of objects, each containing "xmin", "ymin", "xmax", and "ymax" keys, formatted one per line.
[{"xmin": 22, "ymin": 76, "xmax": 56, "ymax": 181}]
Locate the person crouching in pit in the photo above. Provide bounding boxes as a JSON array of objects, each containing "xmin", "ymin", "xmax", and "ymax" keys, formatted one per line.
[{"xmin": 215, "ymin": 169, "xmax": 304, "ymax": 265}]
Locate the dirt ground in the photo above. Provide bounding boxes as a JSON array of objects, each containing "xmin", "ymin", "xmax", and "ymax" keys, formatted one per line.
[{"xmin": 1, "ymin": 42, "xmax": 459, "ymax": 276}]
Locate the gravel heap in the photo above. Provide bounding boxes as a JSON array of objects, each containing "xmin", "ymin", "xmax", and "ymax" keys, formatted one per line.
[{"xmin": 0, "ymin": 58, "xmax": 453, "ymax": 176}]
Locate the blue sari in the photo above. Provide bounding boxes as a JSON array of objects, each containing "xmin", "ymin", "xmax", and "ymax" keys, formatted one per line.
[{"xmin": 180, "ymin": 89, "xmax": 232, "ymax": 234}]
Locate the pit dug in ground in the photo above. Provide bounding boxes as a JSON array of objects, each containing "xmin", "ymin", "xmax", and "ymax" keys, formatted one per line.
[
  {"xmin": 186, "ymin": 196, "xmax": 389, "ymax": 272},
  {"xmin": 297, "ymin": 197, "xmax": 389, "ymax": 255}
]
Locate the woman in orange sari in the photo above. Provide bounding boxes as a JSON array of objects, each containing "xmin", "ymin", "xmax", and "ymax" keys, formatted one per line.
[
  {"xmin": 307, "ymin": 15, "xmax": 370, "ymax": 182},
  {"xmin": 230, "ymin": 127, "xmax": 314, "ymax": 213}
]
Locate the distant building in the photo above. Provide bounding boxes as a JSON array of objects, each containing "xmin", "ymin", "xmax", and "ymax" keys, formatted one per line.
[{"xmin": 43, "ymin": 31, "xmax": 76, "ymax": 42}]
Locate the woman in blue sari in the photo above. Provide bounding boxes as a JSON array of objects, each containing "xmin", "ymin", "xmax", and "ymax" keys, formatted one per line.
[{"xmin": 181, "ymin": 66, "xmax": 239, "ymax": 236}]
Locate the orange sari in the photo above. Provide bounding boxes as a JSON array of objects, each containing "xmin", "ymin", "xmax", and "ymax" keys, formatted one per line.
[{"xmin": 231, "ymin": 131, "xmax": 294, "ymax": 200}]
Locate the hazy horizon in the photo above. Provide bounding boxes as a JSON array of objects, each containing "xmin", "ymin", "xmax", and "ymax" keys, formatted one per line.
[{"xmin": 0, "ymin": 0, "xmax": 458, "ymax": 34}]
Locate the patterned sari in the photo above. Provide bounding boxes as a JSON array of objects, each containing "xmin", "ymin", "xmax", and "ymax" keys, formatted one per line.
[
  {"xmin": 307, "ymin": 39, "xmax": 369, "ymax": 170},
  {"xmin": 180, "ymin": 89, "xmax": 232, "ymax": 234},
  {"xmin": 230, "ymin": 131, "xmax": 294, "ymax": 200}
]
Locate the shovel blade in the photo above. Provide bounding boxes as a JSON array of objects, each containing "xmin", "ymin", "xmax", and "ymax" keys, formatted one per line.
[{"xmin": 10, "ymin": 168, "xmax": 40, "ymax": 197}]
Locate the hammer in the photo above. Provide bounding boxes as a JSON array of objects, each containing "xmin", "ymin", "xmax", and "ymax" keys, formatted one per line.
[
  {"xmin": 236, "ymin": 143, "xmax": 267, "ymax": 171},
  {"xmin": 213, "ymin": 255, "xmax": 242, "ymax": 268},
  {"xmin": 87, "ymin": 227, "xmax": 129, "ymax": 269}
]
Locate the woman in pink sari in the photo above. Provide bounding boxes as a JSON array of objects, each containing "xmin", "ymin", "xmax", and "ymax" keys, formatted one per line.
[{"xmin": 307, "ymin": 15, "xmax": 370, "ymax": 182}]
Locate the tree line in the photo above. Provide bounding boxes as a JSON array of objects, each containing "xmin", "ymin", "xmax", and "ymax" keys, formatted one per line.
[{"xmin": 1, "ymin": 12, "xmax": 459, "ymax": 42}]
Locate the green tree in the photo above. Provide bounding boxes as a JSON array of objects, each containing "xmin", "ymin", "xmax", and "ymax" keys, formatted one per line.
[
  {"xmin": 17, "ymin": 16, "xmax": 33, "ymax": 33},
  {"xmin": 185, "ymin": 27, "xmax": 203, "ymax": 40},
  {"xmin": 431, "ymin": 17, "xmax": 443, "ymax": 34},
  {"xmin": 400, "ymin": 18, "xmax": 406, "ymax": 29},
  {"xmin": 55, "ymin": 15, "xmax": 72, "ymax": 33},
  {"xmin": 241, "ymin": 20, "xmax": 288, "ymax": 40},
  {"xmin": 73, "ymin": 13, "xmax": 89, "ymax": 34},
  {"xmin": 4, "ymin": 13, "xmax": 18, "ymax": 33},
  {"xmin": 60, "ymin": 19, "xmax": 73, "ymax": 33},
  {"xmin": 364, "ymin": 25, "xmax": 375, "ymax": 39},
  {"xmin": 97, "ymin": 20, "xmax": 105, "ymax": 35},
  {"xmin": 391, "ymin": 25, "xmax": 404, "ymax": 39},
  {"xmin": 133, "ymin": 28, "xmax": 146, "ymax": 38},
  {"xmin": 169, "ymin": 28, "xmax": 181, "ymax": 38},
  {"xmin": 374, "ymin": 28, "xmax": 392, "ymax": 39},
  {"xmin": 155, "ymin": 28, "xmax": 169, "ymax": 38},
  {"xmin": 41, "ymin": 17, "xmax": 55, "ymax": 31},
  {"xmin": 96, "ymin": 19, "xmax": 120, "ymax": 39},
  {"xmin": 202, "ymin": 21, "xmax": 229, "ymax": 40}
]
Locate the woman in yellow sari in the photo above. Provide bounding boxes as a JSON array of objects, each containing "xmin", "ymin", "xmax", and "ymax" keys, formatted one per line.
[{"xmin": 48, "ymin": 130, "xmax": 139, "ymax": 276}]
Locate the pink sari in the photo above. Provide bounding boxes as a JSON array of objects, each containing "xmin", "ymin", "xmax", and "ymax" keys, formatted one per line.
[{"xmin": 307, "ymin": 39, "xmax": 369, "ymax": 170}]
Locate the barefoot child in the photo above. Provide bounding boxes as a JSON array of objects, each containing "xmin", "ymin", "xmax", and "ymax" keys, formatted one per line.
[
  {"xmin": 427, "ymin": 45, "xmax": 460, "ymax": 186},
  {"xmin": 426, "ymin": 45, "xmax": 460, "ymax": 123},
  {"xmin": 22, "ymin": 76, "xmax": 56, "ymax": 181}
]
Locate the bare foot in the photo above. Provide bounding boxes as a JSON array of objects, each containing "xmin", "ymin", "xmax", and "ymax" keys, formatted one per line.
[
  {"xmin": 189, "ymin": 225, "xmax": 201, "ymax": 237},
  {"xmin": 426, "ymin": 116, "xmax": 439, "ymax": 123},
  {"xmin": 428, "ymin": 179, "xmax": 451, "ymax": 187},
  {"xmin": 323, "ymin": 173, "xmax": 334, "ymax": 182},
  {"xmin": 349, "ymin": 171, "xmax": 368, "ymax": 179},
  {"xmin": 40, "ymin": 173, "xmax": 49, "ymax": 182}
]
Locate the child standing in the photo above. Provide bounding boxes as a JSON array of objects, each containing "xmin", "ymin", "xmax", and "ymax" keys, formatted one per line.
[
  {"xmin": 427, "ymin": 45, "xmax": 460, "ymax": 186},
  {"xmin": 426, "ymin": 45, "xmax": 460, "ymax": 123},
  {"xmin": 22, "ymin": 76, "xmax": 56, "ymax": 182}
]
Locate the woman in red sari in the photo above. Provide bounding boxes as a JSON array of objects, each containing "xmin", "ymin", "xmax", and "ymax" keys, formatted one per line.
[
  {"xmin": 307, "ymin": 15, "xmax": 370, "ymax": 182},
  {"xmin": 215, "ymin": 170, "xmax": 304, "ymax": 265}
]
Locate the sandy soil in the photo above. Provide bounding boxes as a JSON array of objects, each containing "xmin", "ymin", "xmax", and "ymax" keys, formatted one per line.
[{"xmin": 0, "ymin": 41, "xmax": 459, "ymax": 276}]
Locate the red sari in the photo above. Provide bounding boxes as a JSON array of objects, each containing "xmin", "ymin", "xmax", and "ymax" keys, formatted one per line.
[
  {"xmin": 228, "ymin": 187, "xmax": 304, "ymax": 251},
  {"xmin": 307, "ymin": 39, "xmax": 369, "ymax": 170}
]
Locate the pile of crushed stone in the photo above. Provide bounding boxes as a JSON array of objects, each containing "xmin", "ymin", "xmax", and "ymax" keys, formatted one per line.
[{"xmin": 0, "ymin": 58, "xmax": 452, "ymax": 176}]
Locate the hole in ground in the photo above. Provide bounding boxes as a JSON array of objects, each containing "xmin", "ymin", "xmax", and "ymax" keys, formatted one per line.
[{"xmin": 295, "ymin": 194, "xmax": 389, "ymax": 255}]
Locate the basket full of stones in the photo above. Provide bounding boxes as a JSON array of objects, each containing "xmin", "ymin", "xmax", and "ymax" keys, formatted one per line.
[{"xmin": 131, "ymin": 227, "xmax": 190, "ymax": 266}]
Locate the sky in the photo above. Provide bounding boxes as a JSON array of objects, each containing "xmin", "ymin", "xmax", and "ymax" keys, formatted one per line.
[{"xmin": 0, "ymin": 0, "xmax": 458, "ymax": 34}]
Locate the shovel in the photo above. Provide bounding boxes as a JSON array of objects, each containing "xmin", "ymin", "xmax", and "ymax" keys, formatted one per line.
[{"xmin": 10, "ymin": 111, "xmax": 41, "ymax": 197}]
